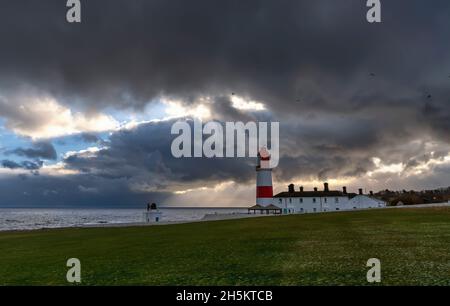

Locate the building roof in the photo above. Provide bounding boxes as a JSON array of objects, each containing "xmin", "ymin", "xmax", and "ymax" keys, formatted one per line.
[
  {"xmin": 273, "ymin": 191, "xmax": 357, "ymax": 198},
  {"xmin": 248, "ymin": 204, "xmax": 281, "ymax": 210},
  {"xmin": 248, "ymin": 204, "xmax": 263, "ymax": 210},
  {"xmin": 265, "ymin": 204, "xmax": 282, "ymax": 210}
]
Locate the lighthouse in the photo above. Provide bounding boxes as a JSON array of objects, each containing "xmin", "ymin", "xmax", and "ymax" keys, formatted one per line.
[{"xmin": 256, "ymin": 148, "xmax": 273, "ymax": 207}]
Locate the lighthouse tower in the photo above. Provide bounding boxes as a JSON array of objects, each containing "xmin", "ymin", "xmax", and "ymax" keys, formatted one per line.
[{"xmin": 256, "ymin": 148, "xmax": 273, "ymax": 207}]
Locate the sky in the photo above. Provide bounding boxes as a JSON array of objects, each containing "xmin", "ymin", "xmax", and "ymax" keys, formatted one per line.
[{"xmin": 0, "ymin": 0, "xmax": 449, "ymax": 207}]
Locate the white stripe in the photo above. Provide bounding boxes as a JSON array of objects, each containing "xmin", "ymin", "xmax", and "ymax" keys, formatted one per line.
[
  {"xmin": 257, "ymin": 198, "xmax": 273, "ymax": 206},
  {"xmin": 256, "ymin": 170, "xmax": 273, "ymax": 186}
]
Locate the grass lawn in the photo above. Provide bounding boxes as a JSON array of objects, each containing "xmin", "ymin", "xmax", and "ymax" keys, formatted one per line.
[{"xmin": 0, "ymin": 207, "xmax": 449, "ymax": 285}]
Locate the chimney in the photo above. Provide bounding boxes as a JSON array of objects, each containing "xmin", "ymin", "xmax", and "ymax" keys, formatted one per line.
[
  {"xmin": 359, "ymin": 188, "xmax": 363, "ymax": 195},
  {"xmin": 343, "ymin": 186, "xmax": 347, "ymax": 194},
  {"xmin": 314, "ymin": 187, "xmax": 318, "ymax": 192},
  {"xmin": 324, "ymin": 182, "xmax": 329, "ymax": 192},
  {"xmin": 370, "ymin": 191, "xmax": 374, "ymax": 196},
  {"xmin": 300, "ymin": 186, "xmax": 304, "ymax": 192},
  {"xmin": 288, "ymin": 184, "xmax": 295, "ymax": 193}
]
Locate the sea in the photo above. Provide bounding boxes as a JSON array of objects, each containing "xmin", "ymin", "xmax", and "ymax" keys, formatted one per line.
[{"xmin": 0, "ymin": 207, "xmax": 249, "ymax": 231}]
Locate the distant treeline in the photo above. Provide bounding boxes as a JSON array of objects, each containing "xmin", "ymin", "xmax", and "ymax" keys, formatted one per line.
[{"xmin": 374, "ymin": 187, "xmax": 450, "ymax": 206}]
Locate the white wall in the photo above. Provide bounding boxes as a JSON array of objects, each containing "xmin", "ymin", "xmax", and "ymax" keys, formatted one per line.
[
  {"xmin": 274, "ymin": 195, "xmax": 385, "ymax": 214},
  {"xmin": 348, "ymin": 195, "xmax": 386, "ymax": 209},
  {"xmin": 274, "ymin": 196, "xmax": 350, "ymax": 214}
]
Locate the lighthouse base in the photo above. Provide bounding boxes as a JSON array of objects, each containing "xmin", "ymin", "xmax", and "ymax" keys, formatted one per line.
[
  {"xmin": 256, "ymin": 198, "xmax": 273, "ymax": 207},
  {"xmin": 143, "ymin": 211, "xmax": 162, "ymax": 223}
]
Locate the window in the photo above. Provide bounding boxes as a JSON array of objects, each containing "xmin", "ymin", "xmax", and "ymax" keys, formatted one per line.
[
  {"xmin": 279, "ymin": 199, "xmax": 282, "ymax": 204},
  {"xmin": 300, "ymin": 198, "xmax": 303, "ymax": 203},
  {"xmin": 324, "ymin": 198, "xmax": 327, "ymax": 203},
  {"xmin": 313, "ymin": 198, "xmax": 316, "ymax": 203},
  {"xmin": 313, "ymin": 208, "xmax": 317, "ymax": 212},
  {"xmin": 300, "ymin": 208, "xmax": 304, "ymax": 212},
  {"xmin": 335, "ymin": 198, "xmax": 339, "ymax": 204},
  {"xmin": 336, "ymin": 208, "xmax": 340, "ymax": 211},
  {"xmin": 289, "ymin": 198, "xmax": 292, "ymax": 203}
]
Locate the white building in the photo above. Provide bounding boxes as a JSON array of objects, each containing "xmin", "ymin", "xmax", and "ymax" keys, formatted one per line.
[
  {"xmin": 143, "ymin": 203, "xmax": 162, "ymax": 223},
  {"xmin": 348, "ymin": 195, "xmax": 386, "ymax": 210},
  {"xmin": 273, "ymin": 183, "xmax": 386, "ymax": 214},
  {"xmin": 143, "ymin": 210, "xmax": 162, "ymax": 223}
]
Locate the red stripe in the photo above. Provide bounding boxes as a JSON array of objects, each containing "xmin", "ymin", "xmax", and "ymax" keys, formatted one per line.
[{"xmin": 256, "ymin": 186, "xmax": 273, "ymax": 198}]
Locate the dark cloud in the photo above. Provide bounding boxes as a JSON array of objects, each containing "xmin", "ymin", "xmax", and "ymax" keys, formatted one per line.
[
  {"xmin": 210, "ymin": 97, "xmax": 255, "ymax": 122},
  {"xmin": 21, "ymin": 160, "xmax": 44, "ymax": 171},
  {"xmin": 0, "ymin": 173, "xmax": 172, "ymax": 207},
  {"xmin": 1, "ymin": 160, "xmax": 21, "ymax": 170},
  {"xmin": 1, "ymin": 159, "xmax": 43, "ymax": 171},
  {"xmin": 63, "ymin": 119, "xmax": 255, "ymax": 185},
  {"xmin": 421, "ymin": 101, "xmax": 450, "ymax": 142},
  {"xmin": 6, "ymin": 142, "xmax": 57, "ymax": 160},
  {"xmin": 79, "ymin": 133, "xmax": 100, "ymax": 143},
  {"xmin": 0, "ymin": 1, "xmax": 448, "ymax": 111}
]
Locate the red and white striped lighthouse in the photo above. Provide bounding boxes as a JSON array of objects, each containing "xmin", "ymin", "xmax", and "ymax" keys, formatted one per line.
[{"xmin": 256, "ymin": 148, "xmax": 273, "ymax": 207}]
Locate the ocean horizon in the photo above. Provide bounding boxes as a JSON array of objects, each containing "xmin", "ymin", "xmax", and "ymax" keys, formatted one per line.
[{"xmin": 0, "ymin": 207, "xmax": 250, "ymax": 231}]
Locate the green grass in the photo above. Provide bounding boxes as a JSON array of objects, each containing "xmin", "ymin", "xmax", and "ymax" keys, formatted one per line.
[{"xmin": 0, "ymin": 207, "xmax": 449, "ymax": 285}]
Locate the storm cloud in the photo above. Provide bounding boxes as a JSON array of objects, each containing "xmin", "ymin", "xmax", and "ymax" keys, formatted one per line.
[
  {"xmin": 0, "ymin": 1, "xmax": 449, "ymax": 206},
  {"xmin": 7, "ymin": 142, "xmax": 57, "ymax": 160},
  {"xmin": 63, "ymin": 119, "xmax": 255, "ymax": 184},
  {"xmin": 0, "ymin": 1, "xmax": 448, "ymax": 108},
  {"xmin": 1, "ymin": 159, "xmax": 43, "ymax": 171}
]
